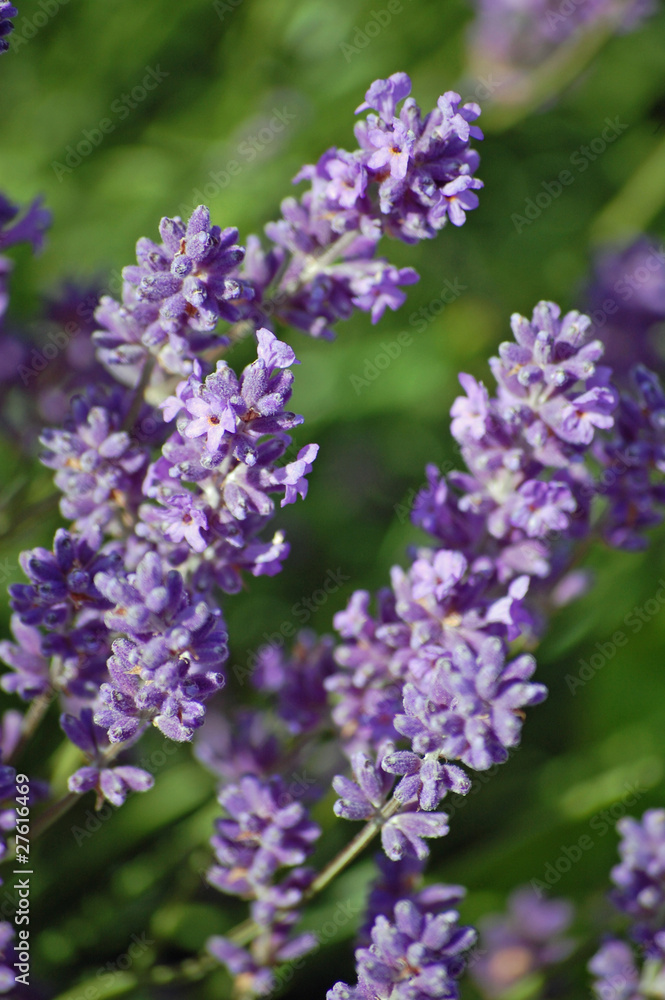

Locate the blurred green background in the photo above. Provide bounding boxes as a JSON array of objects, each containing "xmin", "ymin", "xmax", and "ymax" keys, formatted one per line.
[{"xmin": 2, "ymin": 0, "xmax": 665, "ymax": 996}]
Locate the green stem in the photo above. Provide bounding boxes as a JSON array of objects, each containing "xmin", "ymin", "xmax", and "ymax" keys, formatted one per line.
[
  {"xmin": 5, "ymin": 689, "xmax": 55, "ymax": 766},
  {"xmin": 591, "ymin": 131, "xmax": 665, "ymax": 243},
  {"xmin": 480, "ymin": 19, "xmax": 617, "ymax": 133}
]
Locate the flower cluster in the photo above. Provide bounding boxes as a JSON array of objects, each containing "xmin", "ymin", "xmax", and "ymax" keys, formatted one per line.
[
  {"xmin": 243, "ymin": 73, "xmax": 483, "ymax": 339},
  {"xmin": 594, "ymin": 365, "xmax": 665, "ymax": 550},
  {"xmin": 138, "ymin": 327, "xmax": 318, "ymax": 592},
  {"xmin": 328, "ymin": 885, "xmax": 476, "ymax": 1000},
  {"xmin": 3, "ymin": 69, "xmax": 479, "ymax": 832},
  {"xmin": 206, "ymin": 774, "xmax": 321, "ymax": 997},
  {"xmin": 589, "ymin": 939, "xmax": 645, "ymax": 1000},
  {"xmin": 589, "ymin": 809, "xmax": 665, "ymax": 1000},
  {"xmin": 325, "ymin": 299, "xmax": 665, "ymax": 869},
  {"xmin": 0, "ymin": 193, "xmax": 50, "ymax": 255},
  {"xmin": 92, "ymin": 75, "xmax": 483, "ymax": 372},
  {"xmin": 586, "ymin": 238, "xmax": 665, "ymax": 377},
  {"xmin": 332, "ymin": 745, "xmax": 455, "ymax": 861},
  {"xmin": 4, "ymin": 34, "xmax": 665, "ymax": 1000},
  {"xmin": 94, "ymin": 207, "xmax": 250, "ymax": 376},
  {"xmin": 0, "ymin": 193, "xmax": 51, "ymax": 394},
  {"xmin": 611, "ymin": 809, "xmax": 665, "ymax": 959}
]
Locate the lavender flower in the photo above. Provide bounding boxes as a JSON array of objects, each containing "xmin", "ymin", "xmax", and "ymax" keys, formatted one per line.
[
  {"xmin": 468, "ymin": 0, "xmax": 655, "ymax": 72},
  {"xmin": 206, "ymin": 774, "xmax": 321, "ymax": 995},
  {"xmin": 138, "ymin": 329, "xmax": 318, "ymax": 592},
  {"xmin": 332, "ymin": 747, "xmax": 452, "ymax": 861},
  {"xmin": 94, "ymin": 206, "xmax": 249, "ymax": 375},
  {"xmin": 0, "ymin": 762, "xmax": 16, "ymax": 867},
  {"xmin": 0, "ymin": 193, "xmax": 49, "ymax": 252},
  {"xmin": 62, "ymin": 709, "xmax": 154, "ymax": 808},
  {"xmin": 208, "ymin": 925, "xmax": 317, "ymax": 999},
  {"xmin": 208, "ymin": 774, "xmax": 320, "ymax": 897},
  {"xmin": 589, "ymin": 940, "xmax": 644, "ymax": 1000},
  {"xmin": 595, "ymin": 366, "xmax": 665, "ymax": 550},
  {"xmin": 39, "ymin": 386, "xmax": 152, "ymax": 538},
  {"xmin": 252, "ymin": 630, "xmax": 336, "ymax": 735},
  {"xmin": 0, "ymin": 2, "xmax": 16, "ymax": 52},
  {"xmin": 470, "ymin": 887, "xmax": 575, "ymax": 998},
  {"xmin": 241, "ymin": 73, "xmax": 482, "ymax": 339},
  {"xmin": 611, "ymin": 809, "xmax": 665, "ymax": 960},
  {"xmin": 328, "ymin": 889, "xmax": 476, "ymax": 1000},
  {"xmin": 585, "ymin": 239, "xmax": 665, "ymax": 376},
  {"xmin": 93, "ymin": 551, "xmax": 228, "ymax": 743},
  {"xmin": 394, "ymin": 639, "xmax": 546, "ymax": 771}
]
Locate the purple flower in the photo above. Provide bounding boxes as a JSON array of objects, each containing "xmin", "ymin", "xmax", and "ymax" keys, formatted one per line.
[
  {"xmin": 596, "ymin": 366, "xmax": 665, "ymax": 550},
  {"xmin": 40, "ymin": 387, "xmax": 150, "ymax": 537},
  {"xmin": 93, "ymin": 552, "xmax": 227, "ymax": 743},
  {"xmin": 356, "ymin": 72, "xmax": 412, "ymax": 124},
  {"xmin": 382, "ymin": 750, "xmax": 470, "ymax": 811},
  {"xmin": 241, "ymin": 74, "xmax": 482, "ymax": 340},
  {"xmin": 0, "ymin": 616, "xmax": 51, "ymax": 700},
  {"xmin": 381, "ymin": 810, "xmax": 450, "ymax": 862},
  {"xmin": 611, "ymin": 809, "xmax": 665, "ymax": 959},
  {"xmin": 471, "ymin": 887, "xmax": 575, "ymax": 998},
  {"xmin": 60, "ymin": 708, "xmax": 154, "ymax": 807},
  {"xmin": 9, "ymin": 528, "xmax": 120, "ymax": 630},
  {"xmin": 589, "ymin": 940, "xmax": 644, "ymax": 1000},
  {"xmin": 208, "ymin": 774, "xmax": 320, "ymax": 897},
  {"xmin": 0, "ymin": 3, "xmax": 17, "ymax": 52},
  {"xmin": 585, "ymin": 238, "xmax": 665, "ymax": 376},
  {"xmin": 469, "ymin": 0, "xmax": 656, "ymax": 71},
  {"xmin": 0, "ymin": 921, "xmax": 15, "ymax": 992},
  {"xmin": 252, "ymin": 631, "xmax": 335, "ymax": 734},
  {"xmin": 0, "ymin": 193, "xmax": 50, "ymax": 252},
  {"xmin": 208, "ymin": 923, "xmax": 317, "ymax": 998},
  {"xmin": 68, "ymin": 763, "xmax": 153, "ymax": 808},
  {"xmin": 333, "ymin": 748, "xmax": 394, "ymax": 821},
  {"xmin": 92, "ymin": 206, "xmax": 253, "ymax": 377},
  {"xmin": 329, "ymin": 892, "xmax": 476, "ymax": 1000},
  {"xmin": 395, "ymin": 639, "xmax": 546, "ymax": 770}
]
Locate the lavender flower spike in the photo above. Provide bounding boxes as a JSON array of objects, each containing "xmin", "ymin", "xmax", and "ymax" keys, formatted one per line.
[{"xmin": 329, "ymin": 889, "xmax": 477, "ymax": 1000}]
